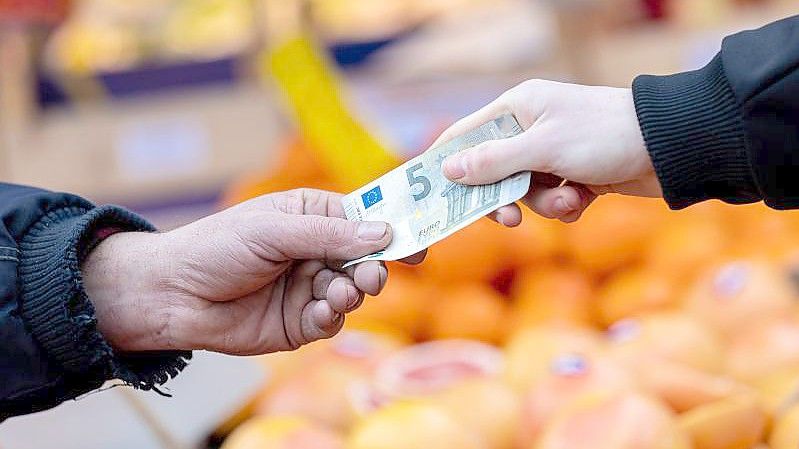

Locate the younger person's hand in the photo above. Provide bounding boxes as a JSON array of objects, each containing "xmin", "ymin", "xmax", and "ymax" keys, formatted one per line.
[{"xmin": 436, "ymin": 80, "xmax": 661, "ymax": 223}]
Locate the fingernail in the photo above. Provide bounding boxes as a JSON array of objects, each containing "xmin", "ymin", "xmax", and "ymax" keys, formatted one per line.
[
  {"xmin": 555, "ymin": 197, "xmax": 573, "ymax": 215},
  {"xmin": 346, "ymin": 283, "xmax": 358, "ymax": 301},
  {"xmin": 358, "ymin": 222, "xmax": 388, "ymax": 240},
  {"xmin": 443, "ymin": 156, "xmax": 466, "ymax": 180},
  {"xmin": 378, "ymin": 265, "xmax": 388, "ymax": 290},
  {"xmin": 322, "ymin": 312, "xmax": 344, "ymax": 331}
]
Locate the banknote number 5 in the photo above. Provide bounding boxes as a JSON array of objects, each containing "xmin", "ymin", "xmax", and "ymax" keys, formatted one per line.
[{"xmin": 407, "ymin": 163, "xmax": 432, "ymax": 201}]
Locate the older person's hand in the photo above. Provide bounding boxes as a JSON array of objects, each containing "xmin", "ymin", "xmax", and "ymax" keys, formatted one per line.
[{"xmin": 82, "ymin": 189, "xmax": 398, "ymax": 355}]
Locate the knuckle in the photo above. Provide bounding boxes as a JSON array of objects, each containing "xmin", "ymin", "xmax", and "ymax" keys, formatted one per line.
[
  {"xmin": 299, "ymin": 259, "xmax": 326, "ymax": 277},
  {"xmin": 438, "ymin": 126, "xmax": 455, "ymax": 143},
  {"xmin": 286, "ymin": 332, "xmax": 302, "ymax": 351},
  {"xmin": 536, "ymin": 206, "xmax": 559, "ymax": 220},
  {"xmin": 512, "ymin": 79, "xmax": 549, "ymax": 115},
  {"xmin": 495, "ymin": 91, "xmax": 514, "ymax": 110},
  {"xmin": 517, "ymin": 79, "xmax": 542, "ymax": 93},
  {"xmin": 310, "ymin": 218, "xmax": 348, "ymax": 245},
  {"xmin": 264, "ymin": 189, "xmax": 304, "ymax": 215},
  {"xmin": 285, "ymin": 189, "xmax": 307, "ymax": 214},
  {"xmin": 286, "ymin": 187, "xmax": 304, "ymax": 196},
  {"xmin": 468, "ymin": 147, "xmax": 493, "ymax": 174}
]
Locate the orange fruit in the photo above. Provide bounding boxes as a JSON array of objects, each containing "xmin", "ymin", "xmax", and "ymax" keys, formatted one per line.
[
  {"xmin": 644, "ymin": 206, "xmax": 729, "ymax": 283},
  {"xmin": 604, "ymin": 313, "xmax": 742, "ymax": 412},
  {"xmin": 724, "ymin": 204, "xmax": 799, "ymax": 260},
  {"xmin": 346, "ymin": 271, "xmax": 432, "ymax": 339},
  {"xmin": 255, "ymin": 339, "xmax": 331, "ymax": 388},
  {"xmin": 421, "ymin": 218, "xmax": 508, "ymax": 283},
  {"xmin": 678, "ymin": 394, "xmax": 767, "ymax": 449},
  {"xmin": 780, "ymin": 250, "xmax": 799, "ymax": 296},
  {"xmin": 255, "ymin": 331, "xmax": 404, "ymax": 431},
  {"xmin": 362, "ymin": 341, "xmax": 513, "ymax": 448},
  {"xmin": 535, "ymin": 392, "xmax": 690, "ymax": 449},
  {"xmin": 683, "ymin": 259, "xmax": 796, "ymax": 340},
  {"xmin": 427, "ymin": 283, "xmax": 510, "ymax": 344},
  {"xmin": 504, "ymin": 325, "xmax": 605, "ymax": 391},
  {"xmin": 511, "ymin": 265, "xmax": 594, "ymax": 328},
  {"xmin": 614, "ymin": 353, "xmax": 749, "ymax": 412},
  {"xmin": 432, "ymin": 379, "xmax": 521, "ymax": 449},
  {"xmin": 606, "ymin": 313, "xmax": 723, "ymax": 373},
  {"xmin": 751, "ymin": 365, "xmax": 799, "ymax": 417},
  {"xmin": 347, "ymin": 401, "xmax": 484, "ymax": 449},
  {"xmin": 563, "ymin": 196, "xmax": 665, "ymax": 274},
  {"xmin": 221, "ymin": 416, "xmax": 343, "ymax": 449},
  {"xmin": 340, "ymin": 320, "xmax": 411, "ymax": 344},
  {"xmin": 769, "ymin": 403, "xmax": 799, "ymax": 449},
  {"xmin": 258, "ymin": 373, "xmax": 357, "ymax": 431},
  {"xmin": 726, "ymin": 317, "xmax": 799, "ymax": 382},
  {"xmin": 498, "ymin": 208, "xmax": 565, "ymax": 267},
  {"xmin": 371, "ymin": 340, "xmax": 503, "ymax": 400},
  {"xmin": 258, "ymin": 330, "xmax": 403, "ymax": 382},
  {"xmin": 595, "ymin": 268, "xmax": 680, "ymax": 327},
  {"xmin": 518, "ymin": 353, "xmax": 634, "ymax": 444}
]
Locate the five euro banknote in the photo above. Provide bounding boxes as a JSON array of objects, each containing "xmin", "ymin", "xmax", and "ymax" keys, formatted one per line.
[{"xmin": 341, "ymin": 114, "xmax": 531, "ymax": 268}]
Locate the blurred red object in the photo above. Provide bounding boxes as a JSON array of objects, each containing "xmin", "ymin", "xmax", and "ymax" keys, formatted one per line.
[
  {"xmin": 0, "ymin": 0, "xmax": 70, "ymax": 25},
  {"xmin": 641, "ymin": 0, "xmax": 668, "ymax": 19}
]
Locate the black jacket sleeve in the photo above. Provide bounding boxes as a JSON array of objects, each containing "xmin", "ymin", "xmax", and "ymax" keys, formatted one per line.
[
  {"xmin": 0, "ymin": 183, "xmax": 191, "ymax": 421},
  {"xmin": 633, "ymin": 15, "xmax": 799, "ymax": 210}
]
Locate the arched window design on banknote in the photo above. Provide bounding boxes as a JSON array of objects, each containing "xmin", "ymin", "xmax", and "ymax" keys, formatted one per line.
[{"xmin": 441, "ymin": 182, "xmax": 501, "ymax": 231}]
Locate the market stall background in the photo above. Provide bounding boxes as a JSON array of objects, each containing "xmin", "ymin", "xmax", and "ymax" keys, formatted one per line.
[{"xmin": 3, "ymin": 1, "xmax": 799, "ymax": 448}]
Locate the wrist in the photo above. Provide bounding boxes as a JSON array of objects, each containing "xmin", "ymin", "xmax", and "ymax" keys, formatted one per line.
[
  {"xmin": 596, "ymin": 87, "xmax": 661, "ymax": 198},
  {"xmin": 617, "ymin": 87, "xmax": 654, "ymax": 174},
  {"xmin": 83, "ymin": 231, "xmax": 175, "ymax": 352}
]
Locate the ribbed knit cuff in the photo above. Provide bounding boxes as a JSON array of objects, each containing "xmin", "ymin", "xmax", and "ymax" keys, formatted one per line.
[
  {"xmin": 18, "ymin": 204, "xmax": 191, "ymax": 391},
  {"xmin": 633, "ymin": 54, "xmax": 760, "ymax": 209}
]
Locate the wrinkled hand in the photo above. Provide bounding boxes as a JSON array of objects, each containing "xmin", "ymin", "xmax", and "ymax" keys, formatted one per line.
[
  {"xmin": 83, "ymin": 189, "xmax": 397, "ymax": 355},
  {"xmin": 435, "ymin": 80, "xmax": 661, "ymax": 223}
]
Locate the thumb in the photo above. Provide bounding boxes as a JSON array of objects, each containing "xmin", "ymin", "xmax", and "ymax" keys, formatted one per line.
[
  {"xmin": 274, "ymin": 215, "xmax": 392, "ymax": 261},
  {"xmin": 442, "ymin": 132, "xmax": 547, "ymax": 185}
]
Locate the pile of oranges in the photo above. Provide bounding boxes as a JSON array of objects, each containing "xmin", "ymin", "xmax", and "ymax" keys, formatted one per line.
[{"xmin": 218, "ymin": 141, "xmax": 799, "ymax": 449}]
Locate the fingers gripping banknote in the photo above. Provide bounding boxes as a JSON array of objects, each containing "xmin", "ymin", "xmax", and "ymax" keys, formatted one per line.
[{"xmin": 341, "ymin": 114, "xmax": 531, "ymax": 268}]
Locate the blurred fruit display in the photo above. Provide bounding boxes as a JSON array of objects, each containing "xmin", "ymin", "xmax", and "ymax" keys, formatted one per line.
[
  {"xmin": 503, "ymin": 325, "xmax": 604, "ymax": 392},
  {"xmin": 511, "ymin": 265, "xmax": 593, "ymax": 328},
  {"xmin": 13, "ymin": 1, "xmax": 795, "ymax": 445},
  {"xmin": 678, "ymin": 394, "xmax": 767, "ymax": 449},
  {"xmin": 219, "ymin": 164, "xmax": 799, "ymax": 447},
  {"xmin": 563, "ymin": 195, "xmax": 664, "ymax": 274},
  {"xmin": 517, "ymin": 352, "xmax": 634, "ymax": 444},
  {"xmin": 684, "ymin": 259, "xmax": 796, "ymax": 341},
  {"xmin": 44, "ymin": 0, "xmax": 257, "ymax": 74},
  {"xmin": 252, "ymin": 331, "xmax": 405, "ymax": 432},
  {"xmin": 40, "ymin": 0, "xmax": 503, "ymax": 75},
  {"xmin": 769, "ymin": 402, "xmax": 799, "ymax": 449},
  {"xmin": 212, "ymin": 3, "xmax": 799, "ymax": 446},
  {"xmin": 347, "ymin": 401, "xmax": 483, "ymax": 449},
  {"xmin": 221, "ymin": 416, "xmax": 344, "ymax": 449},
  {"xmin": 537, "ymin": 392, "xmax": 691, "ymax": 449},
  {"xmin": 426, "ymin": 284, "xmax": 510, "ymax": 343},
  {"xmin": 594, "ymin": 267, "xmax": 678, "ymax": 326}
]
